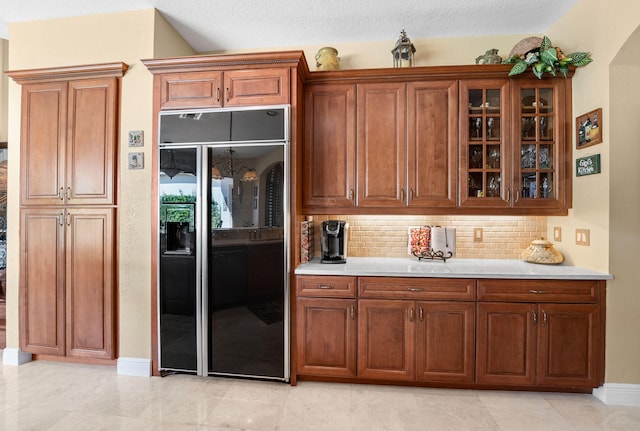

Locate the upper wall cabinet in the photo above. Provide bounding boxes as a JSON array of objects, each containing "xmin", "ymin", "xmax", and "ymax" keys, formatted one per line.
[
  {"xmin": 158, "ymin": 68, "xmax": 290, "ymax": 110},
  {"xmin": 10, "ymin": 65, "xmax": 126, "ymax": 207},
  {"xmin": 303, "ymin": 65, "xmax": 573, "ymax": 216}
]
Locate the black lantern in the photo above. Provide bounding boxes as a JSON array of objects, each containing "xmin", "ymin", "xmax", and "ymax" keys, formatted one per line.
[{"xmin": 392, "ymin": 30, "xmax": 416, "ymax": 67}]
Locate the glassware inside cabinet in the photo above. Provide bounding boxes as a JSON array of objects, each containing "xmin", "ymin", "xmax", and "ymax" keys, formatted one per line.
[
  {"xmin": 539, "ymin": 172, "xmax": 554, "ymax": 198},
  {"xmin": 469, "ymin": 117, "xmax": 483, "ymax": 140},
  {"xmin": 539, "ymin": 116, "xmax": 553, "ymax": 140},
  {"xmin": 486, "ymin": 173, "xmax": 501, "ymax": 197},
  {"xmin": 521, "ymin": 144, "xmax": 536, "ymax": 169},
  {"xmin": 468, "ymin": 172, "xmax": 483, "ymax": 197},
  {"xmin": 539, "ymin": 144, "xmax": 553, "ymax": 169},
  {"xmin": 521, "ymin": 174, "xmax": 537, "ymax": 199},
  {"xmin": 486, "ymin": 144, "xmax": 500, "ymax": 169},
  {"xmin": 469, "ymin": 145, "xmax": 483, "ymax": 169}
]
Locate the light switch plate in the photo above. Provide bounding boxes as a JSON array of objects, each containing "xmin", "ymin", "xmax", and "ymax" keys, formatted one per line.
[
  {"xmin": 576, "ymin": 228, "xmax": 590, "ymax": 246},
  {"xmin": 473, "ymin": 228, "xmax": 483, "ymax": 242},
  {"xmin": 553, "ymin": 226, "xmax": 562, "ymax": 242}
]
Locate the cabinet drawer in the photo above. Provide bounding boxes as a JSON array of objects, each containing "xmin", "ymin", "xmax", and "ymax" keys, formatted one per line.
[
  {"xmin": 296, "ymin": 275, "xmax": 357, "ymax": 298},
  {"xmin": 477, "ymin": 279, "xmax": 602, "ymax": 303},
  {"xmin": 358, "ymin": 277, "xmax": 475, "ymax": 300}
]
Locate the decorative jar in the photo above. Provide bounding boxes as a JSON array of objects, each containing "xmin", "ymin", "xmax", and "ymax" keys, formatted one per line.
[{"xmin": 521, "ymin": 238, "xmax": 564, "ymax": 264}]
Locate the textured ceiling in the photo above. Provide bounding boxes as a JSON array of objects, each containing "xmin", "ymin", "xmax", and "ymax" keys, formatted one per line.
[{"xmin": 0, "ymin": 0, "xmax": 578, "ymax": 52}]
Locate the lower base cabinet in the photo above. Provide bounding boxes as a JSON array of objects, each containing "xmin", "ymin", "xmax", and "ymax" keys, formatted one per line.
[
  {"xmin": 294, "ymin": 275, "xmax": 605, "ymax": 392},
  {"xmin": 296, "ymin": 297, "xmax": 357, "ymax": 378}
]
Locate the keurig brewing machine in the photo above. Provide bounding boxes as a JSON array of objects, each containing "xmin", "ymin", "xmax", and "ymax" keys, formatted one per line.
[{"xmin": 321, "ymin": 220, "xmax": 349, "ymax": 263}]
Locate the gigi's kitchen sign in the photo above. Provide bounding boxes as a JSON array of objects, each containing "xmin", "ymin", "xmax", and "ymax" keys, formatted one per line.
[{"xmin": 576, "ymin": 154, "xmax": 601, "ymax": 177}]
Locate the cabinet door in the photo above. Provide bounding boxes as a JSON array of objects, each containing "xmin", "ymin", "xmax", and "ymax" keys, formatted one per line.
[
  {"xmin": 476, "ymin": 302, "xmax": 536, "ymax": 385},
  {"xmin": 358, "ymin": 299, "xmax": 414, "ymax": 380},
  {"xmin": 416, "ymin": 301, "xmax": 475, "ymax": 383},
  {"xmin": 407, "ymin": 80, "xmax": 458, "ymax": 208},
  {"xmin": 512, "ymin": 79, "xmax": 568, "ymax": 210},
  {"xmin": 20, "ymin": 209, "xmax": 66, "ymax": 355},
  {"xmin": 458, "ymin": 79, "xmax": 511, "ymax": 209},
  {"xmin": 356, "ymin": 83, "xmax": 406, "ymax": 208},
  {"xmin": 224, "ymin": 68, "xmax": 290, "ymax": 107},
  {"xmin": 20, "ymin": 82, "xmax": 67, "ymax": 206},
  {"xmin": 67, "ymin": 78, "xmax": 118, "ymax": 205},
  {"xmin": 296, "ymin": 297, "xmax": 357, "ymax": 378},
  {"xmin": 537, "ymin": 303, "xmax": 600, "ymax": 387},
  {"xmin": 159, "ymin": 71, "xmax": 223, "ymax": 109},
  {"xmin": 303, "ymin": 84, "xmax": 356, "ymax": 208},
  {"xmin": 66, "ymin": 208, "xmax": 115, "ymax": 359}
]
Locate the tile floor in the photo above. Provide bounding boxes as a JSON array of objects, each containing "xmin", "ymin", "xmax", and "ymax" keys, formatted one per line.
[{"xmin": 1, "ymin": 360, "xmax": 639, "ymax": 431}]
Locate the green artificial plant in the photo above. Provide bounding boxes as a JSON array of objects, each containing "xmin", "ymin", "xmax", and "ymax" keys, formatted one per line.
[{"xmin": 503, "ymin": 36, "xmax": 592, "ymax": 79}]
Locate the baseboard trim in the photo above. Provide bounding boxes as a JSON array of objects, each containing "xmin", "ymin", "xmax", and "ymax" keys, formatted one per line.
[
  {"xmin": 593, "ymin": 383, "xmax": 640, "ymax": 406},
  {"xmin": 117, "ymin": 357, "xmax": 151, "ymax": 377},
  {"xmin": 2, "ymin": 348, "xmax": 33, "ymax": 366}
]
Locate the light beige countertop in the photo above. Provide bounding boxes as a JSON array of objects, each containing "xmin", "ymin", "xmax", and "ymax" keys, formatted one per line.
[{"xmin": 295, "ymin": 257, "xmax": 613, "ymax": 280}]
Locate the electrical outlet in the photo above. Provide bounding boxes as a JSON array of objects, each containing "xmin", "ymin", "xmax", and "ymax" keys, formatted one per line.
[
  {"xmin": 473, "ymin": 228, "xmax": 483, "ymax": 242},
  {"xmin": 553, "ymin": 226, "xmax": 562, "ymax": 242},
  {"xmin": 576, "ymin": 228, "xmax": 590, "ymax": 246}
]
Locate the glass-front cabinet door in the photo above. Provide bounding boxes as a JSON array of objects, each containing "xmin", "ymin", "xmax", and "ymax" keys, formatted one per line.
[
  {"xmin": 459, "ymin": 80, "xmax": 510, "ymax": 208},
  {"xmin": 512, "ymin": 80, "xmax": 566, "ymax": 210}
]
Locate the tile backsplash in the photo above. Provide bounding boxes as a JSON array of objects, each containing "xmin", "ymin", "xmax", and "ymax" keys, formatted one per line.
[{"xmin": 307, "ymin": 215, "xmax": 547, "ymax": 260}]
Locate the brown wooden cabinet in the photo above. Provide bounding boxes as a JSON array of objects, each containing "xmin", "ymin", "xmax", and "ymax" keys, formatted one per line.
[
  {"xmin": 303, "ymin": 64, "xmax": 573, "ymax": 215},
  {"xmin": 357, "ymin": 277, "xmax": 475, "ymax": 383},
  {"xmin": 476, "ymin": 279, "xmax": 603, "ymax": 388},
  {"xmin": 19, "ymin": 77, "xmax": 118, "ymax": 206},
  {"xmin": 8, "ymin": 62, "xmax": 126, "ymax": 361},
  {"xmin": 294, "ymin": 274, "xmax": 604, "ymax": 391},
  {"xmin": 296, "ymin": 276, "xmax": 357, "ymax": 378},
  {"xmin": 459, "ymin": 77, "xmax": 570, "ymax": 212},
  {"xmin": 20, "ymin": 207, "xmax": 115, "ymax": 359},
  {"xmin": 159, "ymin": 68, "xmax": 290, "ymax": 110},
  {"xmin": 303, "ymin": 79, "xmax": 457, "ymax": 211},
  {"xmin": 302, "ymin": 83, "xmax": 356, "ymax": 208}
]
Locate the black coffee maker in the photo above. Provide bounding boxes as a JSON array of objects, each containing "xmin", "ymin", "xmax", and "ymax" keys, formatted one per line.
[{"xmin": 321, "ymin": 220, "xmax": 349, "ymax": 264}]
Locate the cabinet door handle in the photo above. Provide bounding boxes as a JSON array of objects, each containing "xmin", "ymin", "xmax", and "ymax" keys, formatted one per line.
[
  {"xmin": 59, "ymin": 187, "xmax": 64, "ymax": 201},
  {"xmin": 58, "ymin": 212, "xmax": 64, "ymax": 226},
  {"xmin": 348, "ymin": 188, "xmax": 354, "ymax": 201},
  {"xmin": 65, "ymin": 213, "xmax": 71, "ymax": 226},
  {"xmin": 419, "ymin": 305, "xmax": 424, "ymax": 322},
  {"xmin": 532, "ymin": 310, "xmax": 538, "ymax": 326},
  {"xmin": 400, "ymin": 189, "xmax": 405, "ymax": 202},
  {"xmin": 226, "ymin": 87, "xmax": 230, "ymax": 102},
  {"xmin": 542, "ymin": 309, "xmax": 548, "ymax": 327},
  {"xmin": 515, "ymin": 188, "xmax": 520, "ymax": 203},
  {"xmin": 66, "ymin": 187, "xmax": 71, "ymax": 200},
  {"xmin": 409, "ymin": 307, "xmax": 414, "ymax": 322},
  {"xmin": 529, "ymin": 289, "xmax": 548, "ymax": 294},
  {"xmin": 407, "ymin": 287, "xmax": 423, "ymax": 292},
  {"xmin": 317, "ymin": 285, "xmax": 334, "ymax": 289},
  {"xmin": 409, "ymin": 189, "xmax": 414, "ymax": 201},
  {"xmin": 216, "ymin": 87, "xmax": 220, "ymax": 102},
  {"xmin": 506, "ymin": 188, "xmax": 510, "ymax": 202},
  {"xmin": 350, "ymin": 305, "xmax": 355, "ymax": 320}
]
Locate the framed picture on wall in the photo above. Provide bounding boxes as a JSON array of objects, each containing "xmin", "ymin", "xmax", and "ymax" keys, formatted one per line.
[{"xmin": 576, "ymin": 108, "xmax": 602, "ymax": 149}]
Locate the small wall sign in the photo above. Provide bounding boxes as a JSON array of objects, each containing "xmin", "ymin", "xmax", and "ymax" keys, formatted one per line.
[
  {"xmin": 576, "ymin": 154, "xmax": 601, "ymax": 177},
  {"xmin": 128, "ymin": 130, "xmax": 144, "ymax": 147}
]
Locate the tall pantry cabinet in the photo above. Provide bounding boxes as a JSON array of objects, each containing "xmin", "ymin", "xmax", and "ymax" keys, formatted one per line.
[{"xmin": 8, "ymin": 63, "xmax": 127, "ymax": 360}]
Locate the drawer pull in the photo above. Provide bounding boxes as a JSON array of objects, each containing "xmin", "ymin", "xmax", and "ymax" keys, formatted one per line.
[
  {"xmin": 317, "ymin": 285, "xmax": 334, "ymax": 289},
  {"xmin": 529, "ymin": 289, "xmax": 548, "ymax": 294},
  {"xmin": 407, "ymin": 287, "xmax": 424, "ymax": 292}
]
